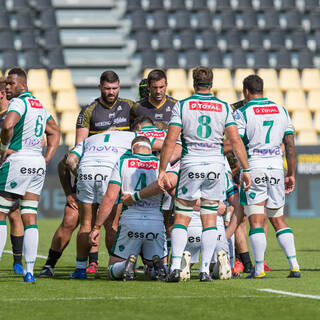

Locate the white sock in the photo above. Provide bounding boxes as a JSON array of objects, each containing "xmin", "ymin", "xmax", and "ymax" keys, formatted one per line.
[
  {"xmin": 228, "ymin": 234, "xmax": 235, "ymax": 269},
  {"xmin": 249, "ymin": 228, "xmax": 266, "ymax": 275},
  {"xmin": 76, "ymin": 258, "xmax": 87, "ymax": 269},
  {"xmin": 200, "ymin": 227, "xmax": 217, "ymax": 273},
  {"xmin": 24, "ymin": 225, "xmax": 39, "ymax": 275},
  {"xmin": 109, "ymin": 260, "xmax": 127, "ymax": 280},
  {"xmin": 0, "ymin": 222, "xmax": 7, "ymax": 260},
  {"xmin": 171, "ymin": 224, "xmax": 188, "ymax": 271},
  {"xmin": 276, "ymin": 228, "xmax": 299, "ymax": 270}
]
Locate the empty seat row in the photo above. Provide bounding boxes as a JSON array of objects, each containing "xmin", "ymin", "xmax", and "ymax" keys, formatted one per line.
[{"xmin": 130, "ymin": 9, "xmax": 320, "ymax": 32}]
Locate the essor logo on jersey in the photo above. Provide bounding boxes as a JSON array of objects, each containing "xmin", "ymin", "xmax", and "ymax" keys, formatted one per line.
[
  {"xmin": 128, "ymin": 159, "xmax": 158, "ymax": 170},
  {"xmin": 138, "ymin": 131, "xmax": 165, "ymax": 138},
  {"xmin": 189, "ymin": 101, "xmax": 222, "ymax": 112},
  {"xmin": 28, "ymin": 99, "xmax": 43, "ymax": 109},
  {"xmin": 253, "ymin": 106, "xmax": 279, "ymax": 115}
]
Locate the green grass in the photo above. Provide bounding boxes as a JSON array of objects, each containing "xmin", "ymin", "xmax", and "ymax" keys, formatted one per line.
[{"xmin": 1, "ymin": 218, "xmax": 320, "ymax": 320}]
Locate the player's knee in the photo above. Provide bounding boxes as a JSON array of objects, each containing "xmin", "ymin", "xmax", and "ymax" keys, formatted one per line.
[
  {"xmin": 0, "ymin": 196, "xmax": 14, "ymax": 214},
  {"xmin": 200, "ymin": 200, "xmax": 218, "ymax": 215},
  {"xmin": 20, "ymin": 200, "xmax": 38, "ymax": 215}
]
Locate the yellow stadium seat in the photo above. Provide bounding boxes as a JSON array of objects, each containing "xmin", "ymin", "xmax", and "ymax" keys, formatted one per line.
[
  {"xmin": 171, "ymin": 89, "xmax": 191, "ymax": 100},
  {"xmin": 291, "ymin": 110, "xmax": 313, "ymax": 132},
  {"xmin": 27, "ymin": 69, "xmax": 50, "ymax": 91},
  {"xmin": 297, "ymin": 130, "xmax": 318, "ymax": 145},
  {"xmin": 55, "ymin": 88, "xmax": 80, "ymax": 113},
  {"xmin": 307, "ymin": 90, "xmax": 320, "ymax": 112},
  {"xmin": 166, "ymin": 69, "xmax": 188, "ymax": 92},
  {"xmin": 31, "ymin": 90, "xmax": 57, "ymax": 119},
  {"xmin": 143, "ymin": 69, "xmax": 153, "ymax": 79},
  {"xmin": 234, "ymin": 68, "xmax": 255, "ymax": 91},
  {"xmin": 285, "ymin": 90, "xmax": 307, "ymax": 112},
  {"xmin": 313, "ymin": 111, "xmax": 320, "ymax": 132},
  {"xmin": 279, "ymin": 69, "xmax": 300, "ymax": 91},
  {"xmin": 50, "ymin": 69, "xmax": 74, "ymax": 92},
  {"xmin": 211, "ymin": 68, "xmax": 233, "ymax": 91},
  {"xmin": 257, "ymin": 69, "xmax": 278, "ymax": 90},
  {"xmin": 216, "ymin": 89, "xmax": 237, "ymax": 103},
  {"xmin": 264, "ymin": 89, "xmax": 284, "ymax": 106},
  {"xmin": 65, "ymin": 131, "xmax": 76, "ymax": 148},
  {"xmin": 301, "ymin": 69, "xmax": 320, "ymax": 91},
  {"xmin": 60, "ymin": 112, "xmax": 79, "ymax": 133}
]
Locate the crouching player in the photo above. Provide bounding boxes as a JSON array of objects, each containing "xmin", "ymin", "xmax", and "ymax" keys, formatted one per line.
[{"xmin": 89, "ymin": 136, "xmax": 168, "ymax": 281}]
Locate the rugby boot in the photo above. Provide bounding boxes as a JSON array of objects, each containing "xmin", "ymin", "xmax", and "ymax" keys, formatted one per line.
[
  {"xmin": 217, "ymin": 250, "xmax": 232, "ymax": 280},
  {"xmin": 86, "ymin": 262, "xmax": 98, "ymax": 274},
  {"xmin": 264, "ymin": 261, "xmax": 273, "ymax": 271},
  {"xmin": 180, "ymin": 250, "xmax": 191, "ymax": 281},
  {"xmin": 152, "ymin": 255, "xmax": 167, "ymax": 281},
  {"xmin": 123, "ymin": 254, "xmax": 136, "ymax": 281},
  {"xmin": 24, "ymin": 272, "xmax": 36, "ymax": 283},
  {"xmin": 246, "ymin": 271, "xmax": 266, "ymax": 279},
  {"xmin": 167, "ymin": 269, "xmax": 181, "ymax": 282},
  {"xmin": 287, "ymin": 267, "xmax": 301, "ymax": 278},
  {"xmin": 39, "ymin": 265, "xmax": 54, "ymax": 278},
  {"xmin": 199, "ymin": 272, "xmax": 213, "ymax": 282},
  {"xmin": 13, "ymin": 263, "xmax": 24, "ymax": 275},
  {"xmin": 233, "ymin": 258, "xmax": 244, "ymax": 274},
  {"xmin": 70, "ymin": 268, "xmax": 87, "ymax": 279}
]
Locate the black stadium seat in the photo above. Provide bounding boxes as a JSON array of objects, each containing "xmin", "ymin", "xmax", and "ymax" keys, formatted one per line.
[
  {"xmin": 174, "ymin": 10, "xmax": 191, "ymax": 30},
  {"xmin": 290, "ymin": 30, "xmax": 307, "ymax": 50},
  {"xmin": 131, "ymin": 10, "xmax": 146, "ymax": 31},
  {"xmin": 196, "ymin": 10, "xmax": 213, "ymax": 30},
  {"xmin": 147, "ymin": 0, "xmax": 164, "ymax": 11},
  {"xmin": 163, "ymin": 49, "xmax": 180, "ymax": 68},
  {"xmin": 141, "ymin": 50, "xmax": 157, "ymax": 68},
  {"xmin": 261, "ymin": 10, "xmax": 280, "ymax": 30},
  {"xmin": 20, "ymin": 30, "xmax": 38, "ymax": 50},
  {"xmin": 190, "ymin": 0, "xmax": 208, "ymax": 11},
  {"xmin": 201, "ymin": 30, "xmax": 217, "ymax": 50},
  {"xmin": 225, "ymin": 30, "xmax": 242, "ymax": 50},
  {"xmin": 216, "ymin": 0, "xmax": 231, "ymax": 11},
  {"xmin": 47, "ymin": 48, "xmax": 65, "ymax": 69},
  {"xmin": 207, "ymin": 50, "xmax": 223, "ymax": 68},
  {"xmin": 231, "ymin": 50, "xmax": 248, "ymax": 68},
  {"xmin": 24, "ymin": 50, "xmax": 42, "ymax": 68},
  {"xmin": 284, "ymin": 10, "xmax": 302, "ymax": 30},
  {"xmin": 237, "ymin": 11, "xmax": 258, "ymax": 30},
  {"xmin": 268, "ymin": 30, "xmax": 285, "ymax": 50},
  {"xmin": 126, "ymin": 0, "xmax": 142, "ymax": 13},
  {"xmin": 185, "ymin": 49, "xmax": 201, "ymax": 69},
  {"xmin": 135, "ymin": 30, "xmax": 152, "ymax": 51},
  {"xmin": 0, "ymin": 30, "xmax": 15, "ymax": 50},
  {"xmin": 157, "ymin": 30, "xmax": 173, "ymax": 50},
  {"xmin": 2, "ymin": 50, "xmax": 18, "ymax": 69},
  {"xmin": 298, "ymin": 50, "xmax": 314, "ymax": 68},
  {"xmin": 167, "ymin": 0, "xmax": 186, "ymax": 11},
  {"xmin": 253, "ymin": 50, "xmax": 270, "ymax": 68},
  {"xmin": 15, "ymin": 9, "xmax": 34, "ymax": 30},
  {"xmin": 39, "ymin": 8, "xmax": 57, "ymax": 29},
  {"xmin": 234, "ymin": 0, "xmax": 252, "ymax": 11},
  {"xmin": 275, "ymin": 50, "xmax": 292, "ymax": 68},
  {"xmin": 179, "ymin": 30, "xmax": 196, "ymax": 50},
  {"xmin": 245, "ymin": 30, "xmax": 264, "ymax": 50},
  {"xmin": 43, "ymin": 28, "xmax": 61, "ymax": 49},
  {"xmin": 152, "ymin": 10, "xmax": 169, "ymax": 30}
]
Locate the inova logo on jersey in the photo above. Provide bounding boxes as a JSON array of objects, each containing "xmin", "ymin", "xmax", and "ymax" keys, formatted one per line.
[{"xmin": 189, "ymin": 101, "xmax": 222, "ymax": 112}]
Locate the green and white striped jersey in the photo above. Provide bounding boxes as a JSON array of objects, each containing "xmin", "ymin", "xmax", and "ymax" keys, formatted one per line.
[
  {"xmin": 71, "ymin": 131, "xmax": 136, "ymax": 168},
  {"xmin": 169, "ymin": 93, "xmax": 236, "ymax": 165},
  {"xmin": 7, "ymin": 91, "xmax": 52, "ymax": 154},
  {"xmin": 110, "ymin": 152, "xmax": 163, "ymax": 221},
  {"xmin": 234, "ymin": 98, "xmax": 294, "ymax": 169}
]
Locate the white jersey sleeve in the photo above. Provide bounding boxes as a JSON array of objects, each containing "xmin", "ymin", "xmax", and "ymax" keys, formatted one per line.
[
  {"xmin": 169, "ymin": 102, "xmax": 182, "ymax": 127},
  {"xmin": 109, "ymin": 160, "xmax": 121, "ymax": 186},
  {"xmin": 71, "ymin": 142, "xmax": 84, "ymax": 159},
  {"xmin": 225, "ymin": 103, "xmax": 236, "ymax": 128},
  {"xmin": 234, "ymin": 110, "xmax": 246, "ymax": 138},
  {"xmin": 8, "ymin": 98, "xmax": 26, "ymax": 117}
]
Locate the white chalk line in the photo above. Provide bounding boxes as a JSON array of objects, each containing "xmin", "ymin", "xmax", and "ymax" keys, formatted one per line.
[
  {"xmin": 3, "ymin": 250, "xmax": 47, "ymax": 260},
  {"xmin": 258, "ymin": 289, "xmax": 320, "ymax": 300}
]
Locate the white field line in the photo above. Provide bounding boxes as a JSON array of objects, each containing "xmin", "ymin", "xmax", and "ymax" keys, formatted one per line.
[
  {"xmin": 0, "ymin": 295, "xmax": 263, "ymax": 302},
  {"xmin": 258, "ymin": 289, "xmax": 320, "ymax": 300},
  {"xmin": 3, "ymin": 250, "xmax": 47, "ymax": 259}
]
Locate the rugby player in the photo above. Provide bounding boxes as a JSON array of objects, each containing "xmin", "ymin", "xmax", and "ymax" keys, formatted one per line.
[
  {"xmin": 234, "ymin": 75, "xmax": 300, "ymax": 279},
  {"xmin": 89, "ymin": 136, "xmax": 168, "ymax": 281},
  {"xmin": 158, "ymin": 66, "xmax": 251, "ymax": 282},
  {"xmin": 131, "ymin": 69, "xmax": 177, "ymax": 125},
  {"xmin": 0, "ymin": 67, "xmax": 60, "ymax": 282},
  {"xmin": 0, "ymin": 77, "xmax": 24, "ymax": 274}
]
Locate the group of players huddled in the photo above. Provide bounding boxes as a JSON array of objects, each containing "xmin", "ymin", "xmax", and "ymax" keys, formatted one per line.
[{"xmin": 0, "ymin": 66, "xmax": 300, "ymax": 283}]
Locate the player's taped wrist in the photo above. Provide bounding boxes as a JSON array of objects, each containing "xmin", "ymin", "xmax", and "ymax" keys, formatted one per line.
[
  {"xmin": 242, "ymin": 168, "xmax": 251, "ymax": 173},
  {"xmin": 131, "ymin": 191, "xmax": 142, "ymax": 202},
  {"xmin": 0, "ymin": 143, "xmax": 9, "ymax": 152}
]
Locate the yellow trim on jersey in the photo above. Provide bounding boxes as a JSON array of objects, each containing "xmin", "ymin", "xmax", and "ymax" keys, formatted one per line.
[
  {"xmin": 148, "ymin": 97, "xmax": 167, "ymax": 109},
  {"xmin": 89, "ymin": 126, "xmax": 130, "ymax": 134},
  {"xmin": 99, "ymin": 97, "xmax": 117, "ymax": 109}
]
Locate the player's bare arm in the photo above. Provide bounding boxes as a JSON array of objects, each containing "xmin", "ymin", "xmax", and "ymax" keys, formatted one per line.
[
  {"xmin": 75, "ymin": 127, "xmax": 89, "ymax": 144},
  {"xmin": 159, "ymin": 125, "xmax": 181, "ymax": 191},
  {"xmin": 44, "ymin": 117, "xmax": 60, "ymax": 164},
  {"xmin": 89, "ymin": 183, "xmax": 120, "ymax": 246},
  {"xmin": 65, "ymin": 153, "xmax": 80, "ymax": 176},
  {"xmin": 225, "ymin": 124, "xmax": 251, "ymax": 192},
  {"xmin": 283, "ymin": 133, "xmax": 296, "ymax": 194}
]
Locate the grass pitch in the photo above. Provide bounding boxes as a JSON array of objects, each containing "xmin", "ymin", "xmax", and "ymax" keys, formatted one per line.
[{"xmin": 1, "ymin": 218, "xmax": 320, "ymax": 320}]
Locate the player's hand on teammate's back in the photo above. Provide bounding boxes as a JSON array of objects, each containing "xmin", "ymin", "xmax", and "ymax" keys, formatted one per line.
[
  {"xmin": 241, "ymin": 172, "xmax": 252, "ymax": 192},
  {"xmin": 1, "ymin": 149, "xmax": 17, "ymax": 163},
  {"xmin": 66, "ymin": 193, "xmax": 78, "ymax": 210},
  {"xmin": 89, "ymin": 229, "xmax": 100, "ymax": 246},
  {"xmin": 285, "ymin": 175, "xmax": 295, "ymax": 194},
  {"xmin": 121, "ymin": 193, "xmax": 135, "ymax": 206},
  {"xmin": 158, "ymin": 171, "xmax": 172, "ymax": 193}
]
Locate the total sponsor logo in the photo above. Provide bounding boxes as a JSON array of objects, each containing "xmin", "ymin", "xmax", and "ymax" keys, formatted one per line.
[
  {"xmin": 138, "ymin": 130, "xmax": 166, "ymax": 138},
  {"xmin": 252, "ymin": 147, "xmax": 281, "ymax": 156},
  {"xmin": 253, "ymin": 106, "xmax": 279, "ymax": 115},
  {"xmin": 128, "ymin": 159, "xmax": 158, "ymax": 170},
  {"xmin": 28, "ymin": 99, "xmax": 43, "ymax": 109},
  {"xmin": 189, "ymin": 101, "xmax": 222, "ymax": 112}
]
